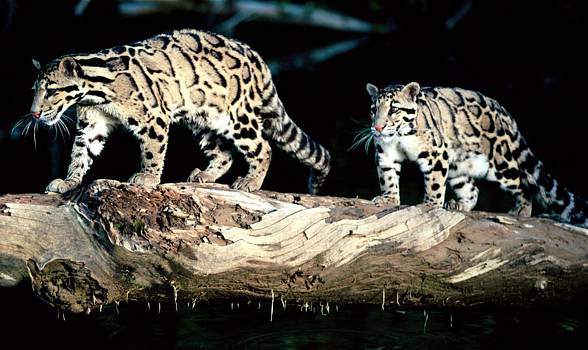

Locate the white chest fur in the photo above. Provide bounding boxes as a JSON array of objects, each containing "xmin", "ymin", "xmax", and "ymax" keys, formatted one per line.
[
  {"xmin": 449, "ymin": 152, "xmax": 489, "ymax": 178},
  {"xmin": 378, "ymin": 135, "xmax": 422, "ymax": 162}
]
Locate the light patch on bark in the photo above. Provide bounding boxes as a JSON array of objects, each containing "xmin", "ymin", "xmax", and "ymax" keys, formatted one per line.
[{"xmin": 446, "ymin": 258, "xmax": 509, "ymax": 284}]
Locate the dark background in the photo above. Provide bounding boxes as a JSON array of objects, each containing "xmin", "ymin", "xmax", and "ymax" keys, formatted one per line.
[
  {"xmin": 0, "ymin": 0, "xmax": 586, "ymax": 209},
  {"xmin": 1, "ymin": 1, "xmax": 588, "ymax": 348}
]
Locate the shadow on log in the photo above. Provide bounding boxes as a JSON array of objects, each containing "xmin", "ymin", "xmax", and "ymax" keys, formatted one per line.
[{"xmin": 1, "ymin": 180, "xmax": 587, "ymax": 313}]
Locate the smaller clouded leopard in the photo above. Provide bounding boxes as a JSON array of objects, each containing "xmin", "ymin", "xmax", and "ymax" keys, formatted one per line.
[
  {"xmin": 363, "ymin": 82, "xmax": 586, "ymax": 227},
  {"xmin": 29, "ymin": 29, "xmax": 331, "ymax": 194}
]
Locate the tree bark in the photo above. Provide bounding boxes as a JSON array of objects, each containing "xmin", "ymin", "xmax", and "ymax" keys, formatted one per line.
[{"xmin": 1, "ymin": 180, "xmax": 587, "ymax": 313}]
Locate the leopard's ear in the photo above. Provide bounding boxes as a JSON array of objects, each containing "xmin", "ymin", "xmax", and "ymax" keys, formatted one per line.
[
  {"xmin": 402, "ymin": 82, "xmax": 420, "ymax": 101},
  {"xmin": 366, "ymin": 82, "xmax": 379, "ymax": 98},
  {"xmin": 32, "ymin": 59, "xmax": 41, "ymax": 70},
  {"xmin": 58, "ymin": 56, "xmax": 83, "ymax": 78}
]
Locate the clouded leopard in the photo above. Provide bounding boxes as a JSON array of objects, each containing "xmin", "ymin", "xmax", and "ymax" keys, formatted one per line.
[
  {"xmin": 363, "ymin": 82, "xmax": 586, "ymax": 227},
  {"xmin": 29, "ymin": 29, "xmax": 331, "ymax": 194}
]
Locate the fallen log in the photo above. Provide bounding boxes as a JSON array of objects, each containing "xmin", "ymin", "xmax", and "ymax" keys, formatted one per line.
[{"xmin": 1, "ymin": 180, "xmax": 587, "ymax": 314}]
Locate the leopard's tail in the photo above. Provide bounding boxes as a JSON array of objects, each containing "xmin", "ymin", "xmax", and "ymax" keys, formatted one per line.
[
  {"xmin": 518, "ymin": 141, "xmax": 587, "ymax": 227},
  {"xmin": 259, "ymin": 83, "xmax": 331, "ymax": 194}
]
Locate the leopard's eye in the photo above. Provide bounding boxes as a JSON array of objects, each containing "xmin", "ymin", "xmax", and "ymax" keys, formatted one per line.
[{"xmin": 45, "ymin": 88, "xmax": 57, "ymax": 97}]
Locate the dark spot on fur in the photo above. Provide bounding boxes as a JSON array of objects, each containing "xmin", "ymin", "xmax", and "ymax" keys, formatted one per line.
[
  {"xmin": 521, "ymin": 154, "xmax": 538, "ymax": 173},
  {"xmin": 252, "ymin": 143, "xmax": 263, "ymax": 157},
  {"xmin": 502, "ymin": 168, "xmax": 519, "ymax": 180},
  {"xmin": 148, "ymin": 127, "xmax": 158, "ymax": 139},
  {"xmin": 237, "ymin": 114, "xmax": 249, "ymax": 124},
  {"xmin": 239, "ymin": 128, "xmax": 257, "ymax": 139},
  {"xmin": 432, "ymin": 160, "xmax": 446, "ymax": 176},
  {"xmin": 78, "ymin": 120, "xmax": 89, "ymax": 128},
  {"xmin": 452, "ymin": 181, "xmax": 465, "ymax": 190},
  {"xmin": 156, "ymin": 117, "xmax": 167, "ymax": 129},
  {"xmin": 286, "ymin": 124, "xmax": 298, "ymax": 143},
  {"xmin": 495, "ymin": 161, "xmax": 509, "ymax": 171},
  {"xmin": 418, "ymin": 151, "xmax": 429, "ymax": 159}
]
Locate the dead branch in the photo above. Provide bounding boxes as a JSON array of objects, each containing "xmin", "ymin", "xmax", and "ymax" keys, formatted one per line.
[{"xmin": 1, "ymin": 180, "xmax": 587, "ymax": 313}]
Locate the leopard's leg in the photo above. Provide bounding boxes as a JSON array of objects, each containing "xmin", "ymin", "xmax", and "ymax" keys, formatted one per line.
[
  {"xmin": 487, "ymin": 139, "xmax": 533, "ymax": 217},
  {"xmin": 445, "ymin": 176, "xmax": 479, "ymax": 211},
  {"xmin": 231, "ymin": 135, "xmax": 271, "ymax": 192},
  {"xmin": 371, "ymin": 142, "xmax": 403, "ymax": 206},
  {"xmin": 188, "ymin": 132, "xmax": 233, "ymax": 183},
  {"xmin": 416, "ymin": 147, "xmax": 449, "ymax": 207},
  {"xmin": 128, "ymin": 113, "xmax": 170, "ymax": 186},
  {"xmin": 46, "ymin": 108, "xmax": 117, "ymax": 193},
  {"xmin": 488, "ymin": 163, "xmax": 532, "ymax": 217}
]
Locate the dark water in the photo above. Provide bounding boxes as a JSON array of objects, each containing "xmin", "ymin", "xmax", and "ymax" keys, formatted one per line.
[{"xmin": 1, "ymin": 285, "xmax": 587, "ymax": 349}]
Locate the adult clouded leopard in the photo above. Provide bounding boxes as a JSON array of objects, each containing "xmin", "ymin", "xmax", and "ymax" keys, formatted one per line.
[
  {"xmin": 364, "ymin": 82, "xmax": 586, "ymax": 227},
  {"xmin": 29, "ymin": 29, "xmax": 331, "ymax": 194}
]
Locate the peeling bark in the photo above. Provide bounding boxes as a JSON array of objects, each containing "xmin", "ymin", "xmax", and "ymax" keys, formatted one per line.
[{"xmin": 1, "ymin": 180, "xmax": 587, "ymax": 313}]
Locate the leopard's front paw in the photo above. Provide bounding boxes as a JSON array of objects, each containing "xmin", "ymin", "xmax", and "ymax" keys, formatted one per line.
[
  {"xmin": 371, "ymin": 195, "xmax": 400, "ymax": 206},
  {"xmin": 508, "ymin": 205, "xmax": 532, "ymax": 218},
  {"xmin": 230, "ymin": 176, "xmax": 262, "ymax": 192},
  {"xmin": 187, "ymin": 169, "xmax": 217, "ymax": 183},
  {"xmin": 444, "ymin": 199, "xmax": 465, "ymax": 211},
  {"xmin": 128, "ymin": 172, "xmax": 160, "ymax": 186},
  {"xmin": 46, "ymin": 178, "xmax": 80, "ymax": 194}
]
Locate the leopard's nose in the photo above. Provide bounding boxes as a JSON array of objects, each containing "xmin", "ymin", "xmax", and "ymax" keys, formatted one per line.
[
  {"xmin": 31, "ymin": 111, "xmax": 41, "ymax": 119},
  {"xmin": 374, "ymin": 124, "xmax": 384, "ymax": 132}
]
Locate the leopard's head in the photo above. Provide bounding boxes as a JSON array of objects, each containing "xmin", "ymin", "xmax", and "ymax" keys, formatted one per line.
[
  {"xmin": 30, "ymin": 56, "xmax": 86, "ymax": 126},
  {"xmin": 366, "ymin": 82, "xmax": 420, "ymax": 140}
]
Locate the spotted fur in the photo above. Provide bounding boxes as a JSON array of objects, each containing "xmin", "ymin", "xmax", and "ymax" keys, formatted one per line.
[
  {"xmin": 30, "ymin": 29, "xmax": 331, "ymax": 194},
  {"xmin": 366, "ymin": 82, "xmax": 586, "ymax": 227}
]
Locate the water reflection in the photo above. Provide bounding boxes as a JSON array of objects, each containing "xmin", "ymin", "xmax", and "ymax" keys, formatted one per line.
[{"xmin": 1, "ymin": 285, "xmax": 586, "ymax": 350}]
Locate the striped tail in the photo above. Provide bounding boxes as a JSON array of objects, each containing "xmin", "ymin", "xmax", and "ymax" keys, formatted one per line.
[
  {"xmin": 259, "ymin": 85, "xmax": 331, "ymax": 194},
  {"xmin": 518, "ymin": 143, "xmax": 587, "ymax": 227}
]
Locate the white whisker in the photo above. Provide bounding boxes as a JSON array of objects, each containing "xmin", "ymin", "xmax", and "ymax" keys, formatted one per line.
[
  {"xmin": 55, "ymin": 119, "xmax": 70, "ymax": 142},
  {"xmin": 22, "ymin": 120, "xmax": 33, "ymax": 136},
  {"xmin": 11, "ymin": 114, "xmax": 35, "ymax": 137},
  {"xmin": 52, "ymin": 123, "xmax": 59, "ymax": 141},
  {"xmin": 348, "ymin": 127, "xmax": 374, "ymax": 153},
  {"xmin": 61, "ymin": 120, "xmax": 71, "ymax": 138},
  {"xmin": 61, "ymin": 114, "xmax": 75, "ymax": 124},
  {"xmin": 11, "ymin": 120, "xmax": 26, "ymax": 136},
  {"xmin": 33, "ymin": 121, "xmax": 38, "ymax": 149}
]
